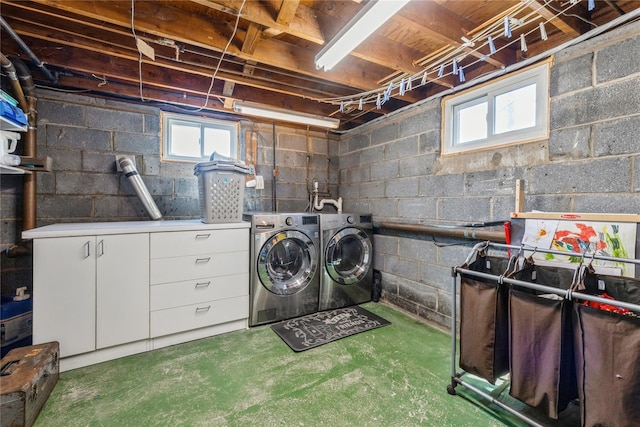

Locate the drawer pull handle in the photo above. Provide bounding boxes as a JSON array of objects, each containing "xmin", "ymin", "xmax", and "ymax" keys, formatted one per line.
[
  {"xmin": 195, "ymin": 305, "xmax": 211, "ymax": 313},
  {"xmin": 195, "ymin": 281, "xmax": 211, "ymax": 288},
  {"xmin": 195, "ymin": 234, "xmax": 211, "ymax": 239},
  {"xmin": 195, "ymin": 257, "xmax": 211, "ymax": 263}
]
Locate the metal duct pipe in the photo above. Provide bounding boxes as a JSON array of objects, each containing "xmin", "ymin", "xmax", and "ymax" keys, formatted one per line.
[
  {"xmin": 11, "ymin": 58, "xmax": 38, "ymax": 231},
  {"xmin": 1, "ymin": 16, "xmax": 57, "ymax": 83},
  {"xmin": 374, "ymin": 221, "xmax": 506, "ymax": 242},
  {"xmin": 4, "ymin": 56, "xmax": 38, "ymax": 231},
  {"xmin": 117, "ymin": 156, "xmax": 163, "ymax": 220},
  {"xmin": 1, "ymin": 53, "xmax": 28, "ymax": 113}
]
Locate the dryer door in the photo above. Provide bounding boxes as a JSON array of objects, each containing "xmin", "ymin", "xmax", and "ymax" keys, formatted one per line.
[
  {"xmin": 257, "ymin": 230, "xmax": 318, "ymax": 295},
  {"xmin": 325, "ymin": 228, "xmax": 372, "ymax": 285}
]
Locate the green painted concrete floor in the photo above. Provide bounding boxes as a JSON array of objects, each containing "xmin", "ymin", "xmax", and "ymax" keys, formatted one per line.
[{"xmin": 35, "ymin": 303, "xmax": 577, "ymax": 426}]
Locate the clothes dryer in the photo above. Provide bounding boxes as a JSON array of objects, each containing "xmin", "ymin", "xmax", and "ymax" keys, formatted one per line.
[
  {"xmin": 319, "ymin": 213, "xmax": 374, "ymax": 311},
  {"xmin": 244, "ymin": 213, "xmax": 320, "ymax": 326}
]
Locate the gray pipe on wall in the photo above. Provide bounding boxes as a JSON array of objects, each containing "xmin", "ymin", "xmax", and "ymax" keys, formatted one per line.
[
  {"xmin": 117, "ymin": 156, "xmax": 163, "ymax": 220},
  {"xmin": 1, "ymin": 16, "xmax": 57, "ymax": 84},
  {"xmin": 374, "ymin": 221, "xmax": 506, "ymax": 242}
]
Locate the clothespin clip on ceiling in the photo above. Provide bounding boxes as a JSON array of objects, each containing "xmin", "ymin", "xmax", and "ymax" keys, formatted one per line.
[
  {"xmin": 539, "ymin": 22, "xmax": 548, "ymax": 40},
  {"xmin": 488, "ymin": 36, "xmax": 497, "ymax": 54},
  {"xmin": 504, "ymin": 16, "xmax": 512, "ymax": 38},
  {"xmin": 520, "ymin": 34, "xmax": 527, "ymax": 52}
]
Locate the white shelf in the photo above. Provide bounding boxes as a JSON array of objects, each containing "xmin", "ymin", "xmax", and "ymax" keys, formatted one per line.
[
  {"xmin": 0, "ymin": 164, "xmax": 30, "ymax": 174},
  {"xmin": 0, "ymin": 115, "xmax": 27, "ymax": 132}
]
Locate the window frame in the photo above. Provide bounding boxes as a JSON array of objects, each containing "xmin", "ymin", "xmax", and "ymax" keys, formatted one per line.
[
  {"xmin": 161, "ymin": 112, "xmax": 239, "ymax": 163},
  {"xmin": 442, "ymin": 62, "xmax": 550, "ymax": 156}
]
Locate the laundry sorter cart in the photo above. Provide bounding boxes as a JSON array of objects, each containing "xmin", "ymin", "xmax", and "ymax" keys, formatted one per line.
[{"xmin": 447, "ymin": 235, "xmax": 640, "ymax": 427}]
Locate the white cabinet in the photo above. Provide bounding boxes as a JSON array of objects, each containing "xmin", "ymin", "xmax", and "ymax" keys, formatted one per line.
[
  {"xmin": 26, "ymin": 220, "xmax": 250, "ymax": 370},
  {"xmin": 33, "ymin": 236, "xmax": 96, "ymax": 357},
  {"xmin": 32, "ymin": 233, "xmax": 149, "ymax": 358},
  {"xmin": 149, "ymin": 229, "xmax": 249, "ymax": 338},
  {"xmin": 95, "ymin": 234, "xmax": 149, "ymax": 349}
]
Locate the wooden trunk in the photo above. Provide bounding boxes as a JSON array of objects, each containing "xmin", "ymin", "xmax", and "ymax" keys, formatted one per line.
[{"xmin": 0, "ymin": 342, "xmax": 59, "ymax": 427}]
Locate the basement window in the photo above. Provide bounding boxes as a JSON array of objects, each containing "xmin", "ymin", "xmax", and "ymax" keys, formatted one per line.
[
  {"xmin": 162, "ymin": 112, "xmax": 239, "ymax": 162},
  {"xmin": 442, "ymin": 62, "xmax": 549, "ymax": 155}
]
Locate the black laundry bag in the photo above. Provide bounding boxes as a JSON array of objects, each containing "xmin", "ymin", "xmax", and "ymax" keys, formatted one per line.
[
  {"xmin": 572, "ymin": 271, "xmax": 640, "ymax": 427},
  {"xmin": 508, "ymin": 265, "xmax": 578, "ymax": 420},
  {"xmin": 458, "ymin": 252, "xmax": 511, "ymax": 384}
]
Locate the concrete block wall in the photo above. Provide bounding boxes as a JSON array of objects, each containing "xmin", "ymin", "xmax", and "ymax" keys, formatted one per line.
[
  {"xmin": 339, "ymin": 21, "xmax": 640, "ymax": 329},
  {"xmin": 0, "ymin": 90, "xmax": 337, "ymax": 296},
  {"xmin": 242, "ymin": 123, "xmax": 339, "ymax": 213}
]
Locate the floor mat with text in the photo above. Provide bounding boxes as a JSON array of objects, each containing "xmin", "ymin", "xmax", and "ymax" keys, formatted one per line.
[{"xmin": 270, "ymin": 305, "xmax": 391, "ymax": 352}]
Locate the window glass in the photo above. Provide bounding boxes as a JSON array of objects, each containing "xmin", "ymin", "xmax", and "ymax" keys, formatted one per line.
[
  {"xmin": 204, "ymin": 127, "xmax": 232, "ymax": 158},
  {"xmin": 442, "ymin": 62, "xmax": 549, "ymax": 155},
  {"xmin": 494, "ymin": 83, "xmax": 536, "ymax": 134},
  {"xmin": 457, "ymin": 101, "xmax": 488, "ymax": 144},
  {"xmin": 170, "ymin": 122, "xmax": 200, "ymax": 157},
  {"xmin": 162, "ymin": 112, "xmax": 238, "ymax": 162}
]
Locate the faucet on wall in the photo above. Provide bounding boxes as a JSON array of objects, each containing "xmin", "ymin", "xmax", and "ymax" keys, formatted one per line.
[{"xmin": 312, "ymin": 181, "xmax": 342, "ymax": 213}]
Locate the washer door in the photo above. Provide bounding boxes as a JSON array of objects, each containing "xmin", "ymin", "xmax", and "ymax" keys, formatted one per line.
[
  {"xmin": 325, "ymin": 228, "xmax": 372, "ymax": 285},
  {"xmin": 258, "ymin": 230, "xmax": 318, "ymax": 295}
]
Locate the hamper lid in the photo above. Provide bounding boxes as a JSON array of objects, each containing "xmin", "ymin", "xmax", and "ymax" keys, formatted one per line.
[{"xmin": 194, "ymin": 152, "xmax": 252, "ymax": 176}]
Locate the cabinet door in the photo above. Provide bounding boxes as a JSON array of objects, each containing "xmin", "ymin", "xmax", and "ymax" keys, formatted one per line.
[
  {"xmin": 33, "ymin": 236, "xmax": 96, "ymax": 358},
  {"xmin": 96, "ymin": 233, "xmax": 149, "ymax": 349}
]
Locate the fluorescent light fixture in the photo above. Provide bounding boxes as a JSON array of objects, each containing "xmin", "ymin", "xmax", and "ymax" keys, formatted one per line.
[
  {"xmin": 315, "ymin": 0, "xmax": 411, "ymax": 71},
  {"xmin": 233, "ymin": 101, "xmax": 340, "ymax": 129}
]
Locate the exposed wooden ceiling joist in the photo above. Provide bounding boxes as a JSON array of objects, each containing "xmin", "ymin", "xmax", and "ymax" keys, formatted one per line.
[{"xmin": 1, "ymin": 0, "xmax": 636, "ymax": 131}]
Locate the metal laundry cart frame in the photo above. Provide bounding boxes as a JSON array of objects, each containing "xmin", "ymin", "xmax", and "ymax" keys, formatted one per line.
[{"xmin": 448, "ymin": 241, "xmax": 640, "ymax": 427}]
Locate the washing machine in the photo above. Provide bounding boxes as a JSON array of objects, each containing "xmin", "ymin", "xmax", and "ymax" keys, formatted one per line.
[
  {"xmin": 244, "ymin": 212, "xmax": 320, "ymax": 326},
  {"xmin": 319, "ymin": 213, "xmax": 374, "ymax": 311}
]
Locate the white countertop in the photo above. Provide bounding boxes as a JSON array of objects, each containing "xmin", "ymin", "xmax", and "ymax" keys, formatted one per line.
[{"xmin": 22, "ymin": 219, "xmax": 250, "ymax": 239}]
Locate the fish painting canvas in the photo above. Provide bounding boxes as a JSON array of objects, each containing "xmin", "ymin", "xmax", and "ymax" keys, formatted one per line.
[{"xmin": 528, "ymin": 220, "xmax": 637, "ymax": 277}]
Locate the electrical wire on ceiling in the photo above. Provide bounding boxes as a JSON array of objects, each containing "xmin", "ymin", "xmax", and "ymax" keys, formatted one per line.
[
  {"xmin": 194, "ymin": 0, "xmax": 247, "ymax": 112},
  {"xmin": 130, "ymin": 0, "xmax": 145, "ymax": 102},
  {"xmin": 128, "ymin": 0, "xmax": 247, "ymax": 108}
]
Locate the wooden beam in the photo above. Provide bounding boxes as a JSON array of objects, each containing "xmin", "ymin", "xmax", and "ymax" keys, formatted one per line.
[
  {"xmin": 222, "ymin": 81, "xmax": 235, "ymax": 97},
  {"xmin": 242, "ymin": 23, "xmax": 262, "ymax": 54},
  {"xmin": 0, "ymin": 31, "xmax": 340, "ymax": 105},
  {"xmin": 276, "ymin": 0, "xmax": 300, "ymax": 27},
  {"xmin": 25, "ymin": 0, "xmax": 393, "ymax": 93},
  {"xmin": 188, "ymin": 0, "xmax": 323, "ymax": 44},
  {"xmin": 0, "ymin": 17, "xmax": 342, "ymax": 99},
  {"xmin": 396, "ymin": 2, "xmax": 511, "ymax": 69},
  {"xmin": 526, "ymin": 0, "xmax": 590, "ymax": 37},
  {"xmin": 1, "ymin": 33, "xmax": 401, "ymax": 120}
]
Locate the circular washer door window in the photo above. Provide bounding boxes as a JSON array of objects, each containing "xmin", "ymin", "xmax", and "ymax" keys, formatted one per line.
[
  {"xmin": 258, "ymin": 230, "xmax": 318, "ymax": 295},
  {"xmin": 325, "ymin": 228, "xmax": 372, "ymax": 285}
]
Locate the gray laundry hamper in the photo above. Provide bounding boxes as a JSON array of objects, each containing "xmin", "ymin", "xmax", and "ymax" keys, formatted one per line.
[{"xmin": 194, "ymin": 155, "xmax": 251, "ymax": 223}]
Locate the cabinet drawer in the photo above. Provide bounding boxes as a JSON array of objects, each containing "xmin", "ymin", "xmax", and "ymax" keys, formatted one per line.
[
  {"xmin": 150, "ymin": 273, "xmax": 248, "ymax": 311},
  {"xmin": 150, "ymin": 229, "xmax": 248, "ymax": 258},
  {"xmin": 150, "ymin": 295, "xmax": 249, "ymax": 338},
  {"xmin": 150, "ymin": 250, "xmax": 248, "ymax": 284}
]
